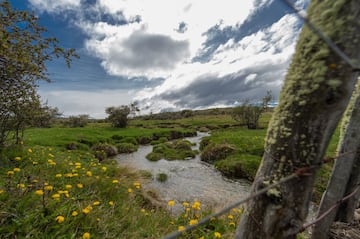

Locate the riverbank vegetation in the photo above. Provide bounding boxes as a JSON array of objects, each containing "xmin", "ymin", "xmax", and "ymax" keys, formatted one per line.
[{"xmin": 0, "ymin": 107, "xmax": 341, "ymax": 238}]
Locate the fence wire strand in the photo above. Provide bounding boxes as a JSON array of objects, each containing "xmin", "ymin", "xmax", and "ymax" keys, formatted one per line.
[{"xmin": 162, "ymin": 0, "xmax": 360, "ymax": 238}]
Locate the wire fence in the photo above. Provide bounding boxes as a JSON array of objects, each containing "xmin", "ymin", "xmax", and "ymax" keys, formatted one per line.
[{"xmin": 162, "ymin": 0, "xmax": 360, "ymax": 238}]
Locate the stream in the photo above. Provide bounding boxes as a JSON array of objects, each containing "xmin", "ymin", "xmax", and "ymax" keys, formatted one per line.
[{"xmin": 115, "ymin": 132, "xmax": 252, "ymax": 212}]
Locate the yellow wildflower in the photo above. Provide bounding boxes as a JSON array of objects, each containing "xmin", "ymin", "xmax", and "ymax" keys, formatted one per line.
[
  {"xmin": 7, "ymin": 171, "xmax": 14, "ymax": 176},
  {"xmin": 55, "ymin": 174, "xmax": 62, "ymax": 178},
  {"xmin": 127, "ymin": 188, "xmax": 133, "ymax": 193},
  {"xmin": 86, "ymin": 171, "xmax": 92, "ymax": 177},
  {"xmin": 178, "ymin": 226, "xmax": 185, "ymax": 232},
  {"xmin": 192, "ymin": 201, "xmax": 201, "ymax": 210},
  {"xmin": 82, "ymin": 232, "xmax": 91, "ymax": 239},
  {"xmin": 109, "ymin": 201, "xmax": 114, "ymax": 206},
  {"xmin": 0, "ymin": 190, "xmax": 4, "ymax": 194},
  {"xmin": 13, "ymin": 168, "xmax": 20, "ymax": 172},
  {"xmin": 101, "ymin": 166, "xmax": 107, "ymax": 172},
  {"xmin": 48, "ymin": 153, "xmax": 54, "ymax": 158},
  {"xmin": 229, "ymin": 221, "xmax": 236, "ymax": 227},
  {"xmin": 189, "ymin": 219, "xmax": 198, "ymax": 225},
  {"xmin": 82, "ymin": 206, "xmax": 92, "ymax": 214},
  {"xmin": 65, "ymin": 185, "xmax": 72, "ymax": 189},
  {"xmin": 55, "ymin": 215, "xmax": 65, "ymax": 223},
  {"xmin": 17, "ymin": 183, "xmax": 25, "ymax": 189},
  {"xmin": 182, "ymin": 202, "xmax": 189, "ymax": 207},
  {"xmin": 133, "ymin": 182, "xmax": 141, "ymax": 189},
  {"xmin": 33, "ymin": 179, "xmax": 39, "ymax": 183},
  {"xmin": 214, "ymin": 232, "xmax": 222, "ymax": 238},
  {"xmin": 77, "ymin": 183, "xmax": 84, "ymax": 189},
  {"xmin": 140, "ymin": 208, "xmax": 146, "ymax": 213},
  {"xmin": 112, "ymin": 179, "xmax": 119, "ymax": 184},
  {"xmin": 93, "ymin": 201, "xmax": 101, "ymax": 206},
  {"xmin": 168, "ymin": 200, "xmax": 175, "ymax": 207},
  {"xmin": 32, "ymin": 161, "xmax": 38, "ymax": 165},
  {"xmin": 35, "ymin": 190, "xmax": 44, "ymax": 195},
  {"xmin": 228, "ymin": 215, "xmax": 234, "ymax": 220},
  {"xmin": 71, "ymin": 211, "xmax": 79, "ymax": 217},
  {"xmin": 44, "ymin": 185, "xmax": 54, "ymax": 191},
  {"xmin": 14, "ymin": 156, "xmax": 21, "ymax": 161},
  {"xmin": 28, "ymin": 148, "xmax": 32, "ymax": 153},
  {"xmin": 51, "ymin": 193, "xmax": 60, "ymax": 200}
]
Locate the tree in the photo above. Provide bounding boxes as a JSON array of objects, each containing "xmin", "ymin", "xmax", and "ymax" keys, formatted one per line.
[
  {"xmin": 236, "ymin": 1, "xmax": 360, "ymax": 238},
  {"xmin": 0, "ymin": 1, "xmax": 78, "ymax": 146},
  {"xmin": 32, "ymin": 104, "xmax": 62, "ymax": 128},
  {"xmin": 232, "ymin": 92, "xmax": 272, "ymax": 129},
  {"xmin": 312, "ymin": 79, "xmax": 360, "ymax": 239},
  {"xmin": 105, "ymin": 103, "xmax": 139, "ymax": 128}
]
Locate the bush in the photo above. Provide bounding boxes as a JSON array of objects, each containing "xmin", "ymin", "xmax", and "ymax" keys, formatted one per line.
[
  {"xmin": 137, "ymin": 136, "xmax": 152, "ymax": 145},
  {"xmin": 146, "ymin": 152, "xmax": 163, "ymax": 161},
  {"xmin": 116, "ymin": 143, "xmax": 138, "ymax": 153},
  {"xmin": 151, "ymin": 137, "xmax": 168, "ymax": 145},
  {"xmin": 199, "ymin": 136, "xmax": 211, "ymax": 151},
  {"xmin": 200, "ymin": 143, "xmax": 236, "ymax": 163},
  {"xmin": 92, "ymin": 143, "xmax": 118, "ymax": 157},
  {"xmin": 156, "ymin": 173, "xmax": 168, "ymax": 182},
  {"xmin": 119, "ymin": 137, "xmax": 138, "ymax": 145},
  {"xmin": 214, "ymin": 154, "xmax": 261, "ymax": 181}
]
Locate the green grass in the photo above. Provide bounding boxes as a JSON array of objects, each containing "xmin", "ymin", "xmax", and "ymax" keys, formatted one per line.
[{"xmin": 0, "ymin": 145, "xmax": 242, "ymax": 238}]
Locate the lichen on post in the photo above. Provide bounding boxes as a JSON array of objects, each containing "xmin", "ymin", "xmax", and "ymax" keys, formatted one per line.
[{"xmin": 235, "ymin": 0, "xmax": 360, "ymax": 238}]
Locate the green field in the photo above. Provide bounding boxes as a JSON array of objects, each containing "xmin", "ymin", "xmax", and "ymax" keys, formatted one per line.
[{"xmin": 0, "ymin": 112, "xmax": 340, "ymax": 238}]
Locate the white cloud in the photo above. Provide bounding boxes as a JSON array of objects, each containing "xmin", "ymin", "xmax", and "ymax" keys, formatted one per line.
[
  {"xmin": 39, "ymin": 89, "xmax": 132, "ymax": 119},
  {"xmin": 29, "ymin": 0, "xmax": 81, "ymax": 12}
]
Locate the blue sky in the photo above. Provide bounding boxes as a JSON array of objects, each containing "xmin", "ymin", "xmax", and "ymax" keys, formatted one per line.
[{"xmin": 10, "ymin": 0, "xmax": 308, "ymax": 118}]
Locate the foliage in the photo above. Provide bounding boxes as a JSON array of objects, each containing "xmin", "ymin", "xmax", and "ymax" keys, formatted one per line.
[
  {"xmin": 32, "ymin": 104, "xmax": 62, "ymax": 128},
  {"xmin": 91, "ymin": 143, "xmax": 118, "ymax": 161},
  {"xmin": 106, "ymin": 103, "xmax": 139, "ymax": 128},
  {"xmin": 64, "ymin": 115, "xmax": 89, "ymax": 128},
  {"xmin": 146, "ymin": 140, "xmax": 197, "ymax": 161},
  {"xmin": 0, "ymin": 144, "xmax": 243, "ymax": 238},
  {"xmin": 200, "ymin": 143, "xmax": 236, "ymax": 163},
  {"xmin": 116, "ymin": 143, "xmax": 138, "ymax": 154},
  {"xmin": 232, "ymin": 91, "xmax": 272, "ymax": 129},
  {"xmin": 0, "ymin": 1, "xmax": 78, "ymax": 146}
]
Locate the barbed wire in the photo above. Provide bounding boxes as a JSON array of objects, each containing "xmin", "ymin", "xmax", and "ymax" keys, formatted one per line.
[
  {"xmin": 162, "ymin": 0, "xmax": 360, "ymax": 238},
  {"xmin": 282, "ymin": 0, "xmax": 360, "ymax": 72}
]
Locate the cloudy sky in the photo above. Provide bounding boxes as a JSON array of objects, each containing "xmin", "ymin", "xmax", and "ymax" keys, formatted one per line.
[{"xmin": 12, "ymin": 0, "xmax": 309, "ymax": 118}]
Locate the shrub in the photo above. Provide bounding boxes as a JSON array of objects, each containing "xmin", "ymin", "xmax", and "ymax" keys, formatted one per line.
[
  {"xmin": 116, "ymin": 143, "xmax": 138, "ymax": 153},
  {"xmin": 137, "ymin": 136, "xmax": 152, "ymax": 145},
  {"xmin": 214, "ymin": 154, "xmax": 261, "ymax": 180},
  {"xmin": 199, "ymin": 136, "xmax": 211, "ymax": 151},
  {"xmin": 146, "ymin": 152, "xmax": 163, "ymax": 161},
  {"xmin": 151, "ymin": 137, "xmax": 168, "ymax": 145},
  {"xmin": 92, "ymin": 143, "xmax": 118, "ymax": 157},
  {"xmin": 156, "ymin": 173, "xmax": 168, "ymax": 182},
  {"xmin": 119, "ymin": 137, "xmax": 138, "ymax": 145},
  {"xmin": 200, "ymin": 143, "xmax": 236, "ymax": 163}
]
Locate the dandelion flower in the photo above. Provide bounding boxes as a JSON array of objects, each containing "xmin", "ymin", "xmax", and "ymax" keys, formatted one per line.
[
  {"xmin": 101, "ymin": 166, "xmax": 107, "ymax": 172},
  {"xmin": 65, "ymin": 185, "xmax": 72, "ymax": 189},
  {"xmin": 229, "ymin": 222, "xmax": 236, "ymax": 227},
  {"xmin": 189, "ymin": 219, "xmax": 198, "ymax": 225},
  {"xmin": 178, "ymin": 226, "xmax": 185, "ymax": 232},
  {"xmin": 32, "ymin": 161, "xmax": 38, "ymax": 165},
  {"xmin": 93, "ymin": 201, "xmax": 101, "ymax": 206},
  {"xmin": 192, "ymin": 201, "xmax": 201, "ymax": 210},
  {"xmin": 55, "ymin": 174, "xmax": 62, "ymax": 178},
  {"xmin": 71, "ymin": 211, "xmax": 79, "ymax": 217},
  {"xmin": 168, "ymin": 200, "xmax": 175, "ymax": 207},
  {"xmin": 133, "ymin": 182, "xmax": 141, "ymax": 189},
  {"xmin": 0, "ymin": 189, "xmax": 5, "ymax": 194},
  {"xmin": 228, "ymin": 215, "xmax": 234, "ymax": 220},
  {"xmin": 86, "ymin": 171, "xmax": 92, "ymax": 177},
  {"xmin": 77, "ymin": 183, "xmax": 84, "ymax": 189},
  {"xmin": 14, "ymin": 157, "xmax": 21, "ymax": 161},
  {"xmin": 13, "ymin": 168, "xmax": 20, "ymax": 172},
  {"xmin": 182, "ymin": 202, "xmax": 189, "ymax": 207},
  {"xmin": 35, "ymin": 190, "xmax": 44, "ymax": 195},
  {"xmin": 127, "ymin": 188, "xmax": 133, "ymax": 193},
  {"xmin": 140, "ymin": 208, "xmax": 146, "ymax": 213},
  {"xmin": 44, "ymin": 185, "xmax": 54, "ymax": 191},
  {"xmin": 28, "ymin": 149, "xmax": 32, "ymax": 153},
  {"xmin": 108, "ymin": 201, "xmax": 114, "ymax": 206},
  {"xmin": 82, "ymin": 206, "xmax": 92, "ymax": 214},
  {"xmin": 7, "ymin": 171, "xmax": 14, "ymax": 176},
  {"xmin": 112, "ymin": 179, "xmax": 119, "ymax": 184},
  {"xmin": 51, "ymin": 193, "xmax": 60, "ymax": 200},
  {"xmin": 214, "ymin": 232, "xmax": 222, "ymax": 238},
  {"xmin": 55, "ymin": 215, "xmax": 65, "ymax": 223},
  {"xmin": 82, "ymin": 232, "xmax": 91, "ymax": 239}
]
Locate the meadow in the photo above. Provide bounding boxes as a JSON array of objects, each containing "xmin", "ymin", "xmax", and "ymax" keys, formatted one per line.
[{"xmin": 0, "ymin": 111, "xmax": 339, "ymax": 238}]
